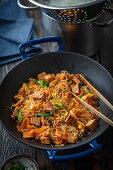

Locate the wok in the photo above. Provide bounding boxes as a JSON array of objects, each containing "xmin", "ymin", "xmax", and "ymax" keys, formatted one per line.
[{"xmin": 0, "ymin": 36, "xmax": 113, "ymax": 161}]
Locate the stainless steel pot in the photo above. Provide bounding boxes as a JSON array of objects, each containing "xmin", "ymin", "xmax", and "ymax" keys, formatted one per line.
[
  {"xmin": 42, "ymin": 9, "xmax": 113, "ymax": 56},
  {"xmin": 17, "ymin": 0, "xmax": 113, "ymax": 56}
]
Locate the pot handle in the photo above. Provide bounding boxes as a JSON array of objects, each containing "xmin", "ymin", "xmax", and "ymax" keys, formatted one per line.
[
  {"xmin": 47, "ymin": 139, "xmax": 102, "ymax": 161},
  {"xmin": 19, "ymin": 36, "xmax": 63, "ymax": 60},
  {"xmin": 92, "ymin": 8, "xmax": 113, "ymax": 27},
  {"xmin": 17, "ymin": 0, "xmax": 38, "ymax": 9}
]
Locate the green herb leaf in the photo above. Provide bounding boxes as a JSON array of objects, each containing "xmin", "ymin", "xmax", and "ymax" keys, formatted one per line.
[
  {"xmin": 62, "ymin": 89, "xmax": 66, "ymax": 93},
  {"xmin": 17, "ymin": 110, "xmax": 23, "ymax": 124},
  {"xmin": 48, "ymin": 95, "xmax": 51, "ymax": 99},
  {"xmin": 37, "ymin": 113, "xmax": 55, "ymax": 117},
  {"xmin": 52, "ymin": 106, "xmax": 59, "ymax": 110},
  {"xmin": 69, "ymin": 80, "xmax": 72, "ymax": 83},
  {"xmin": 17, "ymin": 110, "xmax": 25, "ymax": 124},
  {"xmin": 28, "ymin": 88, "xmax": 33, "ymax": 90},
  {"xmin": 58, "ymin": 95, "xmax": 61, "ymax": 99},
  {"xmin": 37, "ymin": 79, "xmax": 49, "ymax": 88},
  {"xmin": 80, "ymin": 92, "xmax": 86, "ymax": 99},
  {"xmin": 47, "ymin": 117, "xmax": 52, "ymax": 126},
  {"xmin": 38, "ymin": 110, "xmax": 41, "ymax": 113},
  {"xmin": 66, "ymin": 71, "xmax": 71, "ymax": 74},
  {"xmin": 55, "ymin": 101, "xmax": 68, "ymax": 110},
  {"xmin": 8, "ymin": 161, "xmax": 28, "ymax": 170},
  {"xmin": 65, "ymin": 116, "xmax": 67, "ymax": 119}
]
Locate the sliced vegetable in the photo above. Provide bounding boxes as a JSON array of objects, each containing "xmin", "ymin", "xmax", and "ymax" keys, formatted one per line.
[
  {"xmin": 80, "ymin": 92, "xmax": 86, "ymax": 99},
  {"xmin": 52, "ymin": 105, "xmax": 59, "ymax": 110},
  {"xmin": 48, "ymin": 95, "xmax": 51, "ymax": 99},
  {"xmin": 69, "ymin": 80, "xmax": 72, "ymax": 82},
  {"xmin": 55, "ymin": 101, "xmax": 68, "ymax": 110},
  {"xmin": 58, "ymin": 95, "xmax": 61, "ymax": 99},
  {"xmin": 17, "ymin": 109, "xmax": 23, "ymax": 124},
  {"xmin": 23, "ymin": 126, "xmax": 49, "ymax": 138},
  {"xmin": 29, "ymin": 78, "xmax": 37, "ymax": 84},
  {"xmin": 19, "ymin": 118, "xmax": 28, "ymax": 131},
  {"xmin": 37, "ymin": 113, "xmax": 55, "ymax": 117},
  {"xmin": 47, "ymin": 117, "xmax": 52, "ymax": 126},
  {"xmin": 66, "ymin": 71, "xmax": 71, "ymax": 74},
  {"xmin": 62, "ymin": 89, "xmax": 66, "ymax": 93},
  {"xmin": 37, "ymin": 79, "xmax": 49, "ymax": 88},
  {"xmin": 56, "ymin": 127, "xmax": 61, "ymax": 138},
  {"xmin": 65, "ymin": 116, "xmax": 67, "ymax": 119},
  {"xmin": 88, "ymin": 89, "xmax": 93, "ymax": 93}
]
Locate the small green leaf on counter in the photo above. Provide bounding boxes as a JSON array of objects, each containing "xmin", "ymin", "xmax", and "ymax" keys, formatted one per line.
[{"xmin": 8, "ymin": 161, "xmax": 28, "ymax": 170}]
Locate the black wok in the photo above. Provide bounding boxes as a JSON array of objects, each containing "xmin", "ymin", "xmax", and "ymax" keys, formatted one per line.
[{"xmin": 0, "ymin": 36, "xmax": 113, "ymax": 160}]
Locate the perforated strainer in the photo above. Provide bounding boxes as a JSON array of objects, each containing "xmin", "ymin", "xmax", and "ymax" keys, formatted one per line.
[
  {"xmin": 51, "ymin": 9, "xmax": 88, "ymax": 23},
  {"xmin": 48, "ymin": 0, "xmax": 112, "ymax": 23},
  {"xmin": 18, "ymin": 0, "xmax": 112, "ymax": 24}
]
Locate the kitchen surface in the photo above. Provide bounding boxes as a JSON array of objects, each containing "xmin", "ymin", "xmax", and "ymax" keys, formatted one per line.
[{"xmin": 0, "ymin": 0, "xmax": 113, "ymax": 169}]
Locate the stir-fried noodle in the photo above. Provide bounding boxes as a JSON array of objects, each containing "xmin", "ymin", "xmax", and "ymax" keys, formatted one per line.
[{"xmin": 11, "ymin": 71, "xmax": 99, "ymax": 145}]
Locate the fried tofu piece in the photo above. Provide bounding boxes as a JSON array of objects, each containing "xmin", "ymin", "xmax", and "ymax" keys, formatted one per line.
[
  {"xmin": 49, "ymin": 79, "xmax": 59, "ymax": 87},
  {"xmin": 43, "ymin": 101, "xmax": 52, "ymax": 112},
  {"xmin": 81, "ymin": 93, "xmax": 95, "ymax": 101},
  {"xmin": 33, "ymin": 90, "xmax": 45, "ymax": 100},
  {"xmin": 23, "ymin": 130, "xmax": 35, "ymax": 139},
  {"xmin": 86, "ymin": 119, "xmax": 97, "ymax": 131},
  {"xmin": 44, "ymin": 74, "xmax": 55, "ymax": 82},
  {"xmin": 40, "ymin": 136, "xmax": 51, "ymax": 144},
  {"xmin": 38, "ymin": 72, "xmax": 46, "ymax": 80},
  {"xmin": 77, "ymin": 121, "xmax": 86, "ymax": 130},
  {"xmin": 72, "ymin": 84, "xmax": 80, "ymax": 94},
  {"xmin": 78, "ymin": 129, "xmax": 85, "ymax": 139},
  {"xmin": 31, "ymin": 117, "xmax": 41, "ymax": 127},
  {"xmin": 76, "ymin": 121, "xmax": 86, "ymax": 138},
  {"xmin": 65, "ymin": 114, "xmax": 76, "ymax": 125},
  {"xmin": 68, "ymin": 132, "xmax": 78, "ymax": 143},
  {"xmin": 72, "ymin": 77, "xmax": 81, "ymax": 85}
]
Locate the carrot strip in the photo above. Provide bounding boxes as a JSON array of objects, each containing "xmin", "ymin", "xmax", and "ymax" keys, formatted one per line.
[
  {"xmin": 78, "ymin": 91, "xmax": 84, "ymax": 97},
  {"xmin": 23, "ymin": 126, "xmax": 49, "ymax": 138},
  {"xmin": 56, "ymin": 127, "xmax": 62, "ymax": 138},
  {"xmin": 80, "ymin": 114, "xmax": 86, "ymax": 117},
  {"xmin": 11, "ymin": 114, "xmax": 16, "ymax": 120},
  {"xmin": 16, "ymin": 125, "xmax": 20, "ymax": 131},
  {"xmin": 27, "ymin": 119, "xmax": 33, "ymax": 131},
  {"xmin": 19, "ymin": 118, "xmax": 28, "ymax": 132}
]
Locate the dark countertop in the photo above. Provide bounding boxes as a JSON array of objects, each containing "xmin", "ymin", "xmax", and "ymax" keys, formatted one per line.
[{"xmin": 0, "ymin": 7, "xmax": 113, "ymax": 170}]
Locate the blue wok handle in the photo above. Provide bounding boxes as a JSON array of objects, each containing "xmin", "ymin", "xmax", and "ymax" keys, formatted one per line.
[
  {"xmin": 47, "ymin": 139, "xmax": 102, "ymax": 161},
  {"xmin": 19, "ymin": 36, "xmax": 63, "ymax": 60}
]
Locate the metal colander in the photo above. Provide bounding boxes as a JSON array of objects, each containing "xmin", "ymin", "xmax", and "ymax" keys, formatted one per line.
[
  {"xmin": 48, "ymin": 0, "xmax": 112, "ymax": 23},
  {"xmin": 18, "ymin": 0, "xmax": 112, "ymax": 24},
  {"xmin": 54, "ymin": 9, "xmax": 88, "ymax": 23}
]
